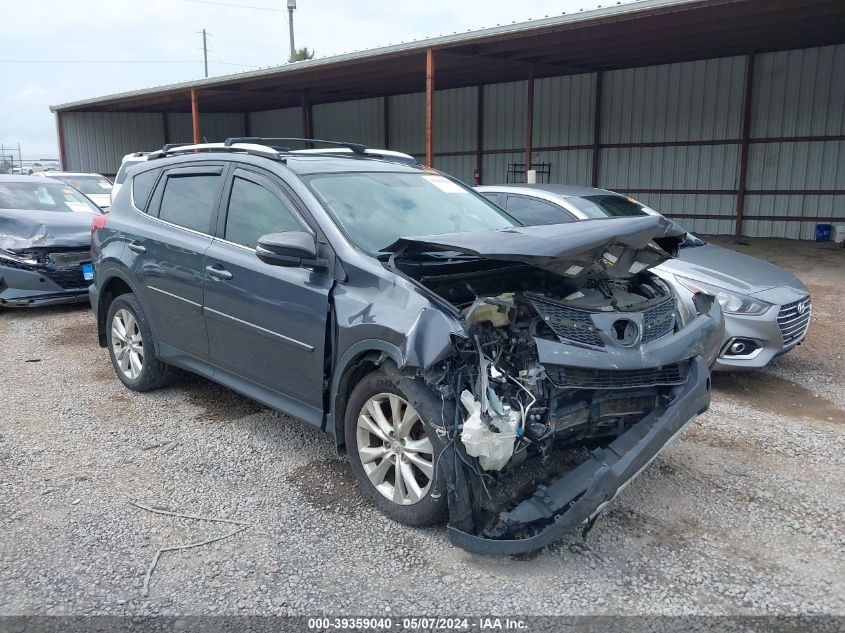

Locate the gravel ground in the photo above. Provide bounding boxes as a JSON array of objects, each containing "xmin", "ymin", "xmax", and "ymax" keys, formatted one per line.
[{"xmin": 1, "ymin": 238, "xmax": 843, "ymax": 616}]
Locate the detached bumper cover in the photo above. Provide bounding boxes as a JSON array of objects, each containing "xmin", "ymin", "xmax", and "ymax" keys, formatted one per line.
[{"xmin": 448, "ymin": 355, "xmax": 711, "ymax": 555}]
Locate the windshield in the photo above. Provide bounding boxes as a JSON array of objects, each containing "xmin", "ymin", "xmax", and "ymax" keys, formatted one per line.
[
  {"xmin": 0, "ymin": 181, "xmax": 100, "ymax": 213},
  {"xmin": 567, "ymin": 194, "xmax": 654, "ymax": 218},
  {"xmin": 306, "ymin": 172, "xmax": 518, "ymax": 254},
  {"xmin": 60, "ymin": 175, "xmax": 112, "ymax": 195}
]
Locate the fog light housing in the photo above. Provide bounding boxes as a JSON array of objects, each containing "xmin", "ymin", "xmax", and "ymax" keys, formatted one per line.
[{"xmin": 721, "ymin": 337, "xmax": 762, "ymax": 359}]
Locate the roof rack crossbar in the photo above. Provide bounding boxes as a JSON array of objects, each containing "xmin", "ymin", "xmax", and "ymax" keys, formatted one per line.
[{"xmin": 224, "ymin": 137, "xmax": 368, "ymax": 154}]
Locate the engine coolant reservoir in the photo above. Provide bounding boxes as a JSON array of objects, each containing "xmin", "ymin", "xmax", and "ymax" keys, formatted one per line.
[{"xmin": 460, "ymin": 390, "xmax": 518, "ymax": 471}]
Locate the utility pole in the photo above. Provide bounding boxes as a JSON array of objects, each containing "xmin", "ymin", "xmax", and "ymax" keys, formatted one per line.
[
  {"xmin": 202, "ymin": 28, "xmax": 208, "ymax": 78},
  {"xmin": 287, "ymin": 0, "xmax": 296, "ymax": 62}
]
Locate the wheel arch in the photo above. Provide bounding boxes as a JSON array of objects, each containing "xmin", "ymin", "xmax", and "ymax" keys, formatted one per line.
[
  {"xmin": 328, "ymin": 340, "xmax": 405, "ymax": 456},
  {"xmin": 96, "ymin": 271, "xmax": 149, "ymax": 348}
]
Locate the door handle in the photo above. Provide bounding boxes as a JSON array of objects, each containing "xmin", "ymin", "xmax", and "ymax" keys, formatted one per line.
[
  {"xmin": 205, "ymin": 265, "xmax": 233, "ymax": 280},
  {"xmin": 128, "ymin": 242, "xmax": 146, "ymax": 254}
]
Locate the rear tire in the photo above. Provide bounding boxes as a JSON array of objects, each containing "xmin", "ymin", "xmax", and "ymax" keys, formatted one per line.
[
  {"xmin": 106, "ymin": 293, "xmax": 172, "ymax": 392},
  {"xmin": 345, "ymin": 369, "xmax": 447, "ymax": 527}
]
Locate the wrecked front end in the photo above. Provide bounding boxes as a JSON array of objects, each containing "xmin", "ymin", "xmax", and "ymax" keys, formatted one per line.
[
  {"xmin": 0, "ymin": 213, "xmax": 93, "ymax": 307},
  {"xmin": 392, "ymin": 216, "xmax": 722, "ymax": 554}
]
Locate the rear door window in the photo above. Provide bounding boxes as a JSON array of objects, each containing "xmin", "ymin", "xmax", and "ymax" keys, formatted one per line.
[
  {"xmin": 156, "ymin": 168, "xmax": 223, "ymax": 234},
  {"xmin": 505, "ymin": 194, "xmax": 574, "ymax": 225},
  {"xmin": 224, "ymin": 172, "xmax": 305, "ymax": 248}
]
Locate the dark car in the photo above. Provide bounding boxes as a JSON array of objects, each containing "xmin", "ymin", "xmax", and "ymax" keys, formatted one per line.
[
  {"xmin": 0, "ymin": 175, "xmax": 100, "ymax": 307},
  {"xmin": 90, "ymin": 139, "xmax": 722, "ymax": 554}
]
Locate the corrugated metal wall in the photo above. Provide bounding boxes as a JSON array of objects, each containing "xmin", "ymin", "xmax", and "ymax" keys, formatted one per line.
[
  {"xmin": 248, "ymin": 107, "xmax": 301, "ymax": 137},
  {"xmin": 61, "ymin": 43, "xmax": 844, "ymax": 237},
  {"xmin": 62, "ymin": 112, "xmax": 165, "ymax": 175},
  {"xmin": 745, "ymin": 45, "xmax": 845, "ymax": 239},
  {"xmin": 312, "ymin": 97, "xmax": 385, "ymax": 147}
]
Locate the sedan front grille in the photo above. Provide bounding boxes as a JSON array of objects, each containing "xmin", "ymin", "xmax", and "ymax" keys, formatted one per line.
[
  {"xmin": 546, "ymin": 362, "xmax": 691, "ymax": 389},
  {"xmin": 777, "ymin": 296, "xmax": 811, "ymax": 346}
]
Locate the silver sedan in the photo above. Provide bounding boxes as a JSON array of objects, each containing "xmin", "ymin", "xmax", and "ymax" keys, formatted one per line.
[{"xmin": 475, "ymin": 184, "xmax": 811, "ymax": 371}]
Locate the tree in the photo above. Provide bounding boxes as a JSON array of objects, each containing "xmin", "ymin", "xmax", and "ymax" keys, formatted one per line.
[{"xmin": 292, "ymin": 47, "xmax": 315, "ymax": 62}]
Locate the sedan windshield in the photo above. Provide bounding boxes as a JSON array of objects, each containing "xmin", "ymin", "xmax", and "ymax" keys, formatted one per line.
[
  {"xmin": 0, "ymin": 181, "xmax": 100, "ymax": 213},
  {"xmin": 567, "ymin": 194, "xmax": 653, "ymax": 218},
  {"xmin": 59, "ymin": 175, "xmax": 112, "ymax": 195},
  {"xmin": 307, "ymin": 172, "xmax": 518, "ymax": 254}
]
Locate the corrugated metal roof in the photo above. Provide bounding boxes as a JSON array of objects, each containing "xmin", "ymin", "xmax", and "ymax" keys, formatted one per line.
[{"xmin": 51, "ymin": 0, "xmax": 689, "ymax": 112}]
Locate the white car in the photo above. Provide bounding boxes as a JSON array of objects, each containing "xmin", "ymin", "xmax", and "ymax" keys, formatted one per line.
[
  {"xmin": 111, "ymin": 152, "xmax": 151, "ymax": 203},
  {"xmin": 34, "ymin": 171, "xmax": 113, "ymax": 209}
]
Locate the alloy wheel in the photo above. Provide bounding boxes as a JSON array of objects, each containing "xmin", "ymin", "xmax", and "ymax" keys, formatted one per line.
[
  {"xmin": 111, "ymin": 308, "xmax": 144, "ymax": 380},
  {"xmin": 356, "ymin": 393, "xmax": 435, "ymax": 506}
]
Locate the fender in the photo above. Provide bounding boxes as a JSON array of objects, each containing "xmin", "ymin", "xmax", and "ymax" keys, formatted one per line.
[
  {"xmin": 94, "ymin": 266, "xmax": 160, "ymax": 354},
  {"xmin": 327, "ymin": 338, "xmax": 405, "ymax": 449}
]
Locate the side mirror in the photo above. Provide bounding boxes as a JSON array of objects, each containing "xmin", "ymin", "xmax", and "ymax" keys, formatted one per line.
[{"xmin": 256, "ymin": 232, "xmax": 323, "ymax": 268}]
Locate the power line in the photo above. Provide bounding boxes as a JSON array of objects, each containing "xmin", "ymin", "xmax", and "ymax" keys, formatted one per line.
[{"xmin": 180, "ymin": 0, "xmax": 283, "ymax": 11}]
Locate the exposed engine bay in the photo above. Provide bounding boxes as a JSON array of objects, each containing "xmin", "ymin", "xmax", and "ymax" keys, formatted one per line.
[{"xmin": 389, "ymin": 237, "xmax": 717, "ymax": 552}]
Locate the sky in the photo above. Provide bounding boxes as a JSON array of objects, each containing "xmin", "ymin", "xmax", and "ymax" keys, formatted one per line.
[{"xmin": 0, "ymin": 0, "xmax": 637, "ymax": 160}]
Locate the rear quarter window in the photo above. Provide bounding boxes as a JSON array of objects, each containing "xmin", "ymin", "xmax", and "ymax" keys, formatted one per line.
[{"xmin": 131, "ymin": 168, "xmax": 161, "ymax": 212}]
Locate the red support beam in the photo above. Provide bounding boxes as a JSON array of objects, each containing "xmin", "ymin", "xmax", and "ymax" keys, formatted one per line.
[
  {"xmin": 525, "ymin": 65, "xmax": 535, "ymax": 175},
  {"xmin": 735, "ymin": 53, "xmax": 755, "ymax": 237},
  {"xmin": 190, "ymin": 89, "xmax": 201, "ymax": 144},
  {"xmin": 591, "ymin": 71, "xmax": 604, "ymax": 187},
  {"xmin": 475, "ymin": 84, "xmax": 484, "ymax": 185},
  {"xmin": 425, "ymin": 48, "xmax": 435, "ymax": 167}
]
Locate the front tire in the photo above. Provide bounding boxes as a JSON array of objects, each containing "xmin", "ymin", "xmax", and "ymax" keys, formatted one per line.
[
  {"xmin": 106, "ymin": 293, "xmax": 171, "ymax": 392},
  {"xmin": 345, "ymin": 369, "xmax": 447, "ymax": 527}
]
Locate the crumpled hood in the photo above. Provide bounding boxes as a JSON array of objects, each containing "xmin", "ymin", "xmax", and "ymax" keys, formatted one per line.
[
  {"xmin": 0, "ymin": 208, "xmax": 93, "ymax": 252},
  {"xmin": 389, "ymin": 215, "xmax": 686, "ymax": 279},
  {"xmin": 659, "ymin": 242, "xmax": 801, "ymax": 294}
]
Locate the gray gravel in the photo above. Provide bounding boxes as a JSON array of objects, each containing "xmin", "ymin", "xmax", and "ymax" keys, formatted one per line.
[{"xmin": 1, "ymin": 239, "xmax": 843, "ymax": 616}]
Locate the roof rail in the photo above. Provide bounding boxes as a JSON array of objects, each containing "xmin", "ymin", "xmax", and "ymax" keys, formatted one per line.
[
  {"xmin": 224, "ymin": 137, "xmax": 368, "ymax": 154},
  {"xmin": 147, "ymin": 142, "xmax": 284, "ymax": 162}
]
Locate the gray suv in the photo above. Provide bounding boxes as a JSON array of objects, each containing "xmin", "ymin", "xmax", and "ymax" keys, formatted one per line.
[{"xmin": 90, "ymin": 139, "xmax": 723, "ymax": 554}]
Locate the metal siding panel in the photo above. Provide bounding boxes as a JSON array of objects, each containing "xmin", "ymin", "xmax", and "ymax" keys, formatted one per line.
[
  {"xmin": 312, "ymin": 97, "xmax": 384, "ymax": 146},
  {"xmin": 744, "ymin": 194, "xmax": 845, "ymax": 239},
  {"xmin": 533, "ymin": 73, "xmax": 595, "ymax": 147},
  {"xmin": 482, "ymin": 152, "xmax": 523, "ymax": 185},
  {"xmin": 248, "ymin": 107, "xmax": 301, "ymax": 137},
  {"xmin": 534, "ymin": 149, "xmax": 593, "ymax": 185},
  {"xmin": 389, "ymin": 92, "xmax": 425, "ymax": 155},
  {"xmin": 747, "ymin": 141, "xmax": 845, "ymax": 190},
  {"xmin": 433, "ymin": 155, "xmax": 475, "ymax": 185},
  {"xmin": 628, "ymin": 192, "xmax": 736, "ymax": 235},
  {"xmin": 599, "ymin": 145, "xmax": 740, "ymax": 190},
  {"xmin": 602, "ymin": 56, "xmax": 745, "ymax": 143},
  {"xmin": 483, "ymin": 81, "xmax": 527, "ymax": 151},
  {"xmin": 166, "ymin": 113, "xmax": 193, "ymax": 143},
  {"xmin": 62, "ymin": 112, "xmax": 165, "ymax": 175},
  {"xmin": 434, "ymin": 86, "xmax": 477, "ymax": 153},
  {"xmin": 752, "ymin": 44, "xmax": 845, "ymax": 137}
]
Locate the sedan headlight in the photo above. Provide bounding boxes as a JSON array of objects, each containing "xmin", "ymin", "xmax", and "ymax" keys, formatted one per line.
[{"xmin": 674, "ymin": 276, "xmax": 772, "ymax": 315}]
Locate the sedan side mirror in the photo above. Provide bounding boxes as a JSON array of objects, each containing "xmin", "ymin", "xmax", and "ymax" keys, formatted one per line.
[{"xmin": 256, "ymin": 232, "xmax": 324, "ymax": 268}]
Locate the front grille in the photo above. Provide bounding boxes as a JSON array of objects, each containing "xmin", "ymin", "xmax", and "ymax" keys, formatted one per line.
[
  {"xmin": 546, "ymin": 362, "xmax": 690, "ymax": 389},
  {"xmin": 529, "ymin": 297, "xmax": 604, "ymax": 347},
  {"xmin": 777, "ymin": 296, "xmax": 811, "ymax": 346},
  {"xmin": 642, "ymin": 297, "xmax": 677, "ymax": 343},
  {"xmin": 42, "ymin": 268, "xmax": 88, "ymax": 289}
]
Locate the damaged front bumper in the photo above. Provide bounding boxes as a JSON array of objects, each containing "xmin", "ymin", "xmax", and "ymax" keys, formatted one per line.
[
  {"xmin": 448, "ymin": 354, "xmax": 711, "ymax": 555},
  {"xmin": 0, "ymin": 262, "xmax": 91, "ymax": 307}
]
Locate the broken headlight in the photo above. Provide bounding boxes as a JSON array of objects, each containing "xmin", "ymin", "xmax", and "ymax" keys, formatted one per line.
[
  {"xmin": 675, "ymin": 276, "xmax": 771, "ymax": 315},
  {"xmin": 0, "ymin": 248, "xmax": 38, "ymax": 267}
]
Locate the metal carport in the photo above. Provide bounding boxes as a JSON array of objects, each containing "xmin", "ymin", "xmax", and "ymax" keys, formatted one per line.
[{"xmin": 50, "ymin": 0, "xmax": 845, "ymax": 238}]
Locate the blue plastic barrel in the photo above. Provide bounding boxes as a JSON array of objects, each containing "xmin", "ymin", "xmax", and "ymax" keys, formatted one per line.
[{"xmin": 815, "ymin": 223, "xmax": 831, "ymax": 241}]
